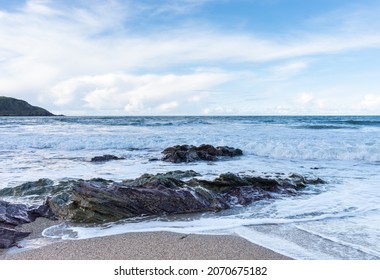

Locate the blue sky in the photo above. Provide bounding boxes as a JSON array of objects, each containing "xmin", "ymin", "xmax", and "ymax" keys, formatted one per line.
[{"xmin": 1, "ymin": 0, "xmax": 380, "ymax": 115}]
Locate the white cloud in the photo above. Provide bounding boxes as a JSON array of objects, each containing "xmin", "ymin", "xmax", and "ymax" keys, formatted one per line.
[
  {"xmin": 270, "ymin": 61, "xmax": 309, "ymax": 79},
  {"xmin": 296, "ymin": 92, "xmax": 314, "ymax": 105},
  {"xmin": 50, "ymin": 72, "xmax": 231, "ymax": 114},
  {"xmin": 187, "ymin": 94, "xmax": 206, "ymax": 102},
  {"xmin": 157, "ymin": 101, "xmax": 179, "ymax": 111},
  {"xmin": 203, "ymin": 106, "xmax": 235, "ymax": 115},
  {"xmin": 146, "ymin": 0, "xmax": 213, "ymax": 15},
  {"xmin": 2, "ymin": 1, "xmax": 379, "ymax": 75},
  {"xmin": 360, "ymin": 94, "xmax": 380, "ymax": 110},
  {"xmin": 25, "ymin": 0, "xmax": 60, "ymax": 16},
  {"xmin": 82, "ymin": 88, "xmax": 120, "ymax": 110},
  {"xmin": 286, "ymin": 88, "xmax": 371, "ymax": 115}
]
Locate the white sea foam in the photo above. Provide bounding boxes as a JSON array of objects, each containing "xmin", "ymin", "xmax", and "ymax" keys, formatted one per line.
[{"xmin": 1, "ymin": 116, "xmax": 379, "ymax": 161}]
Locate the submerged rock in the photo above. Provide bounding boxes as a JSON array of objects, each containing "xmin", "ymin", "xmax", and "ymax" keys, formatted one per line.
[
  {"xmin": 90, "ymin": 155, "xmax": 124, "ymax": 162},
  {"xmin": 162, "ymin": 144, "xmax": 243, "ymax": 163}
]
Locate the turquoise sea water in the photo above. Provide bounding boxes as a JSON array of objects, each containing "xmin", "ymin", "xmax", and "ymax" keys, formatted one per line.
[{"xmin": 1, "ymin": 116, "xmax": 379, "ymax": 259}]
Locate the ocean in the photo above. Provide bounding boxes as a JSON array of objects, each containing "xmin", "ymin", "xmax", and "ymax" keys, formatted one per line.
[{"xmin": 1, "ymin": 115, "xmax": 379, "ymax": 259}]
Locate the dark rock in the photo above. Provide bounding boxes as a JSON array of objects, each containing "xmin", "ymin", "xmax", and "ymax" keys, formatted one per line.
[
  {"xmin": 0, "ymin": 226, "xmax": 31, "ymax": 249},
  {"xmin": 0, "ymin": 179, "xmax": 75, "ymax": 204},
  {"xmin": 0, "ymin": 96, "xmax": 54, "ymax": 116},
  {"xmin": 162, "ymin": 145, "xmax": 198, "ymax": 163},
  {"xmin": 0, "ymin": 199, "xmax": 55, "ymax": 248},
  {"xmin": 90, "ymin": 155, "xmax": 124, "ymax": 162},
  {"xmin": 162, "ymin": 144, "xmax": 243, "ymax": 163},
  {"xmin": 215, "ymin": 146, "xmax": 244, "ymax": 157},
  {"xmin": 189, "ymin": 172, "xmax": 325, "ymax": 205},
  {"xmin": 158, "ymin": 170, "xmax": 200, "ymax": 179},
  {"xmin": 122, "ymin": 170, "xmax": 200, "ymax": 185},
  {"xmin": 0, "ymin": 200, "xmax": 55, "ymax": 226},
  {"xmin": 1, "ymin": 201, "xmax": 36, "ymax": 226},
  {"xmin": 48, "ymin": 177, "xmax": 228, "ymax": 223},
  {"xmin": 1, "ymin": 171, "xmax": 325, "ymax": 228},
  {"xmin": 0, "ymin": 178, "xmax": 54, "ymax": 197},
  {"xmin": 47, "ymin": 171, "xmax": 325, "ymax": 223},
  {"xmin": 188, "ymin": 173, "xmax": 247, "ymax": 192}
]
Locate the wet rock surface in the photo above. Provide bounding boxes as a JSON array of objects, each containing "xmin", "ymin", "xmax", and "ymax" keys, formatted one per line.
[
  {"xmin": 0, "ymin": 200, "xmax": 55, "ymax": 248},
  {"xmin": 90, "ymin": 154, "xmax": 124, "ymax": 162},
  {"xmin": 48, "ymin": 177, "xmax": 228, "ymax": 223},
  {"xmin": 0, "ymin": 179, "xmax": 75, "ymax": 202},
  {"xmin": 0, "ymin": 200, "xmax": 54, "ymax": 226},
  {"xmin": 188, "ymin": 172, "xmax": 324, "ymax": 205},
  {"xmin": 1, "ymin": 170, "xmax": 325, "ymax": 247},
  {"xmin": 162, "ymin": 144, "xmax": 243, "ymax": 163},
  {"xmin": 0, "ymin": 226, "xmax": 31, "ymax": 249},
  {"xmin": 47, "ymin": 171, "xmax": 324, "ymax": 223}
]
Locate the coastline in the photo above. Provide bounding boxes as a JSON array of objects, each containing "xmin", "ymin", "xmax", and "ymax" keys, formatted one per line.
[{"xmin": 0, "ymin": 218, "xmax": 291, "ymax": 260}]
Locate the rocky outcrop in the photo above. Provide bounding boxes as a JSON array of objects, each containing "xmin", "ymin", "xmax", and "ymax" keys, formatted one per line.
[
  {"xmin": 0, "ymin": 200, "xmax": 55, "ymax": 248},
  {"xmin": 189, "ymin": 172, "xmax": 322, "ymax": 206},
  {"xmin": 162, "ymin": 144, "xmax": 243, "ymax": 163},
  {"xmin": 48, "ymin": 175, "xmax": 228, "ymax": 223},
  {"xmin": 0, "ymin": 96, "xmax": 54, "ymax": 116},
  {"xmin": 0, "ymin": 178, "xmax": 55, "ymax": 197},
  {"xmin": 90, "ymin": 155, "xmax": 125, "ymax": 162},
  {"xmin": 0, "ymin": 179, "xmax": 75, "ymax": 204},
  {"xmin": 1, "ymin": 171, "xmax": 325, "ymax": 246},
  {"xmin": 47, "ymin": 171, "xmax": 324, "ymax": 223}
]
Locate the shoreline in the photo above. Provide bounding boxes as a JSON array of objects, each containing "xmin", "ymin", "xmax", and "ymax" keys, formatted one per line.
[{"xmin": 0, "ymin": 218, "xmax": 291, "ymax": 260}]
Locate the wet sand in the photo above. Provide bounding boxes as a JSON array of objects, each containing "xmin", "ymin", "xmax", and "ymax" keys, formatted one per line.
[{"xmin": 0, "ymin": 218, "xmax": 291, "ymax": 260}]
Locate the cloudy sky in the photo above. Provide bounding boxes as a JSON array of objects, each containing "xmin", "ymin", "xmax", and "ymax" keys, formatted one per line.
[{"xmin": 1, "ymin": 0, "xmax": 380, "ymax": 115}]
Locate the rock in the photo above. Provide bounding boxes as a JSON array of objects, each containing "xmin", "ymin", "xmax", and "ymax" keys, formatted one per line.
[
  {"xmin": 161, "ymin": 145, "xmax": 198, "ymax": 163},
  {"xmin": 47, "ymin": 171, "xmax": 325, "ymax": 223},
  {"xmin": 189, "ymin": 172, "xmax": 325, "ymax": 205},
  {"xmin": 162, "ymin": 144, "xmax": 243, "ymax": 163},
  {"xmin": 0, "ymin": 179, "xmax": 75, "ymax": 204},
  {"xmin": 90, "ymin": 155, "xmax": 124, "ymax": 162},
  {"xmin": 0, "ymin": 178, "xmax": 54, "ymax": 197},
  {"xmin": 214, "ymin": 146, "xmax": 244, "ymax": 157},
  {"xmin": 48, "ymin": 177, "xmax": 228, "ymax": 223},
  {"xmin": 122, "ymin": 170, "xmax": 200, "ymax": 185},
  {"xmin": 0, "ymin": 200, "xmax": 55, "ymax": 226},
  {"xmin": 0, "ymin": 199, "xmax": 55, "ymax": 248},
  {"xmin": 0, "ymin": 226, "xmax": 31, "ymax": 249},
  {"xmin": 158, "ymin": 170, "xmax": 201, "ymax": 179},
  {"xmin": 0, "ymin": 171, "xmax": 325, "ymax": 246}
]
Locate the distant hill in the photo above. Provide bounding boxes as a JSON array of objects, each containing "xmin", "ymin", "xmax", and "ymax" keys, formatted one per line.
[{"xmin": 0, "ymin": 96, "xmax": 55, "ymax": 116}]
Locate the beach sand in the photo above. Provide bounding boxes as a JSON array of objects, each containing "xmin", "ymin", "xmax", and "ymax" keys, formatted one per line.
[{"xmin": 0, "ymin": 218, "xmax": 291, "ymax": 260}]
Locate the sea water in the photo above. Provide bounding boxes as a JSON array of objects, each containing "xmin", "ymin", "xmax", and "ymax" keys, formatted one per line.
[{"xmin": 1, "ymin": 116, "xmax": 379, "ymax": 259}]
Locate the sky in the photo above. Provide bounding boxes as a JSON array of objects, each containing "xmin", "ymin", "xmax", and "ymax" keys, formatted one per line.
[{"xmin": 1, "ymin": 0, "xmax": 380, "ymax": 116}]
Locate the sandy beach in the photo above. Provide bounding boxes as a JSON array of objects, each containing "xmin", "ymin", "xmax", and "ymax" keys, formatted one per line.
[{"xmin": 0, "ymin": 219, "xmax": 290, "ymax": 260}]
